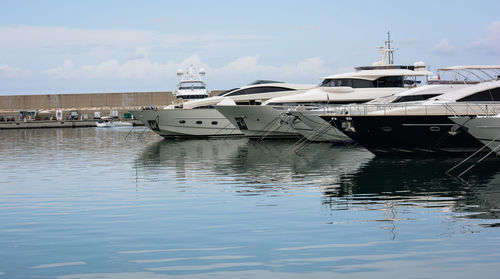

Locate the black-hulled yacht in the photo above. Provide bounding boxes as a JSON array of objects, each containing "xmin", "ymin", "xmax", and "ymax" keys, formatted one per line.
[{"xmin": 321, "ymin": 66, "xmax": 500, "ymax": 155}]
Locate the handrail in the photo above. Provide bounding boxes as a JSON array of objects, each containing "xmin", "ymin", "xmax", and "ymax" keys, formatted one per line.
[{"xmin": 319, "ymin": 102, "xmax": 500, "ymax": 117}]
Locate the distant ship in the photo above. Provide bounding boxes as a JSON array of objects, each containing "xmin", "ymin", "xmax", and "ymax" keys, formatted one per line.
[{"xmin": 174, "ymin": 64, "xmax": 210, "ymax": 100}]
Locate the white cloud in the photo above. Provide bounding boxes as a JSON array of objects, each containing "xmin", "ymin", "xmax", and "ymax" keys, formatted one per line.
[
  {"xmin": 43, "ymin": 55, "xmax": 331, "ymax": 86},
  {"xmin": 0, "ymin": 64, "xmax": 30, "ymax": 78},
  {"xmin": 44, "ymin": 59, "xmax": 77, "ymax": 79},
  {"xmin": 212, "ymin": 55, "xmax": 330, "ymax": 83},
  {"xmin": 432, "ymin": 39, "xmax": 455, "ymax": 55},
  {"xmin": 469, "ymin": 21, "xmax": 500, "ymax": 54},
  {"xmin": 129, "ymin": 47, "xmax": 150, "ymax": 60},
  {"xmin": 0, "ymin": 26, "xmax": 263, "ymax": 50},
  {"xmin": 44, "ymin": 55, "xmax": 205, "ymax": 80},
  {"xmin": 0, "ymin": 26, "xmax": 153, "ymax": 48}
]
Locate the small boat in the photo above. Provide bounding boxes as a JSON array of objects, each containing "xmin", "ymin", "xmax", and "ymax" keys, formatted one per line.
[{"xmin": 96, "ymin": 117, "xmax": 115, "ymax": 128}]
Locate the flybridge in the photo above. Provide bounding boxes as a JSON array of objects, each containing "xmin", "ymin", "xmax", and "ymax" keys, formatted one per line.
[
  {"xmin": 355, "ymin": 65, "xmax": 422, "ymax": 71},
  {"xmin": 352, "ymin": 32, "xmax": 428, "ymax": 74},
  {"xmin": 428, "ymin": 65, "xmax": 500, "ymax": 84},
  {"xmin": 437, "ymin": 65, "xmax": 500, "ymax": 81}
]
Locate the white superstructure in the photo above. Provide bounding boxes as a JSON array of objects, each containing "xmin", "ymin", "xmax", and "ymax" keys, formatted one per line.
[
  {"xmin": 174, "ymin": 65, "xmax": 210, "ymax": 100},
  {"xmin": 215, "ymin": 35, "xmax": 432, "ymax": 140}
]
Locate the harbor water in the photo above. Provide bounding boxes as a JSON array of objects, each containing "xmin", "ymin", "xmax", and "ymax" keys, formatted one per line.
[{"xmin": 1, "ymin": 128, "xmax": 499, "ymax": 278}]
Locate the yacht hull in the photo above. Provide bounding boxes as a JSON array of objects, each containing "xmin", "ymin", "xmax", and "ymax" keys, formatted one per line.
[
  {"xmin": 289, "ymin": 110, "xmax": 351, "ymax": 142},
  {"xmin": 450, "ymin": 116, "xmax": 500, "ymax": 156},
  {"xmin": 129, "ymin": 109, "xmax": 243, "ymax": 138},
  {"xmin": 215, "ymin": 105, "xmax": 303, "ymax": 140},
  {"xmin": 325, "ymin": 115, "xmax": 485, "ymax": 155}
]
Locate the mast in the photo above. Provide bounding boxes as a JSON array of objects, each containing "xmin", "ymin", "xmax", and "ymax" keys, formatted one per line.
[{"xmin": 385, "ymin": 32, "xmax": 394, "ymax": 65}]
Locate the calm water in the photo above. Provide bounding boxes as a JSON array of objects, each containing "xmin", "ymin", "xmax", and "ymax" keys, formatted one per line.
[{"xmin": 1, "ymin": 127, "xmax": 499, "ymax": 279}]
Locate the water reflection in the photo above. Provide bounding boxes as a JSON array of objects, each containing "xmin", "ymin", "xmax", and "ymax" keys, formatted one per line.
[
  {"xmin": 334, "ymin": 157, "xmax": 500, "ymax": 221},
  {"xmin": 136, "ymin": 139, "xmax": 371, "ymax": 188},
  {"xmin": 136, "ymin": 139, "xmax": 500, "ymax": 223},
  {"xmin": 1, "ymin": 129, "xmax": 499, "ymax": 279}
]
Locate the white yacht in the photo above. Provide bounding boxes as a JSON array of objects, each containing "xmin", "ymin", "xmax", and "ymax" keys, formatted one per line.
[
  {"xmin": 174, "ymin": 65, "xmax": 210, "ymax": 100},
  {"xmin": 215, "ymin": 37, "xmax": 432, "ymax": 140},
  {"xmin": 291, "ymin": 79, "xmax": 470, "ymax": 142},
  {"xmin": 130, "ymin": 81, "xmax": 314, "ymax": 138},
  {"xmin": 322, "ymin": 66, "xmax": 500, "ymax": 155}
]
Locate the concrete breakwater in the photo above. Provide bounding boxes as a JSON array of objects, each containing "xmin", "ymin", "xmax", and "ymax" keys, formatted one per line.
[
  {"xmin": 0, "ymin": 91, "xmax": 175, "ymax": 121},
  {"xmin": 0, "ymin": 90, "xmax": 224, "ymax": 128}
]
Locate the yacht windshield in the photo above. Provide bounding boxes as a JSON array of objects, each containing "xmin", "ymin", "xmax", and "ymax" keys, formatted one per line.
[
  {"xmin": 457, "ymin": 87, "xmax": 500, "ymax": 102},
  {"xmin": 217, "ymin": 88, "xmax": 239, "ymax": 96},
  {"xmin": 392, "ymin": 94, "xmax": 441, "ymax": 103},
  {"xmin": 225, "ymin": 86, "xmax": 293, "ymax": 97},
  {"xmin": 179, "ymin": 81, "xmax": 205, "ymax": 90}
]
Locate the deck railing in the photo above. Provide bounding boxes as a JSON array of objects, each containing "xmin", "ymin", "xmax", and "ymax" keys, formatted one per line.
[{"xmin": 315, "ymin": 102, "xmax": 500, "ymax": 117}]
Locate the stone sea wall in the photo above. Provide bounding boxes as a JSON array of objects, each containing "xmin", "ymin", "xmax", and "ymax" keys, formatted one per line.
[{"xmin": 0, "ymin": 91, "xmax": 223, "ymax": 121}]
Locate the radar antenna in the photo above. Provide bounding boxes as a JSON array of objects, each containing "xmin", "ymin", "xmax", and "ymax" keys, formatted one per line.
[
  {"xmin": 372, "ymin": 32, "xmax": 396, "ymax": 66},
  {"xmin": 385, "ymin": 32, "xmax": 394, "ymax": 65}
]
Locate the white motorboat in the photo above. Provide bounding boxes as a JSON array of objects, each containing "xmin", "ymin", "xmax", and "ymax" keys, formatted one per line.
[
  {"xmin": 130, "ymin": 81, "xmax": 314, "ymax": 138},
  {"xmin": 450, "ymin": 114, "xmax": 500, "ymax": 156},
  {"xmin": 215, "ymin": 36, "xmax": 432, "ymax": 140},
  {"xmin": 96, "ymin": 117, "xmax": 115, "ymax": 128}
]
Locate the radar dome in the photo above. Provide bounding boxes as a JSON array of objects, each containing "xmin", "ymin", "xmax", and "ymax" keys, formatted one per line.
[
  {"xmin": 177, "ymin": 69, "xmax": 183, "ymax": 76},
  {"xmin": 199, "ymin": 68, "xmax": 206, "ymax": 76}
]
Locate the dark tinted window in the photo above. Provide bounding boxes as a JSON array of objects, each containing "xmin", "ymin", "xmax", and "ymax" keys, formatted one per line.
[
  {"xmin": 267, "ymin": 100, "xmax": 368, "ymax": 106},
  {"xmin": 178, "ymin": 95, "xmax": 208, "ymax": 99},
  {"xmin": 392, "ymin": 94, "xmax": 441, "ymax": 103},
  {"xmin": 248, "ymin": 80, "xmax": 284, "ymax": 85},
  {"xmin": 179, "ymin": 81, "xmax": 205, "ymax": 90},
  {"xmin": 225, "ymin": 86, "xmax": 293, "ymax": 96},
  {"xmin": 217, "ymin": 88, "xmax": 239, "ymax": 96},
  {"xmin": 193, "ymin": 105, "xmax": 214, "ymax": 109},
  {"xmin": 235, "ymin": 101, "xmax": 262, "ymax": 105},
  {"xmin": 457, "ymin": 87, "xmax": 500, "ymax": 102},
  {"xmin": 375, "ymin": 76, "xmax": 404, "ymax": 87},
  {"xmin": 321, "ymin": 76, "xmax": 405, "ymax": 88},
  {"xmin": 321, "ymin": 79, "xmax": 374, "ymax": 88}
]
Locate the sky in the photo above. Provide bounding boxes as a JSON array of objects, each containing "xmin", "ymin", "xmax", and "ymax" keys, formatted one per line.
[{"xmin": 0, "ymin": 0, "xmax": 499, "ymax": 95}]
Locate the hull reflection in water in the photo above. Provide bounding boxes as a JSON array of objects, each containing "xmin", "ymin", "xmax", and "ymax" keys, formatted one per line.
[
  {"xmin": 1, "ymin": 128, "xmax": 500, "ymax": 279},
  {"xmin": 332, "ymin": 156, "xmax": 500, "ymax": 221},
  {"xmin": 136, "ymin": 139, "xmax": 373, "ymax": 190},
  {"xmin": 136, "ymin": 139, "xmax": 500, "ymax": 223}
]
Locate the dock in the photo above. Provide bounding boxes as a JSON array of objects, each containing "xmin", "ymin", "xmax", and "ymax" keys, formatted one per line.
[{"xmin": 0, "ymin": 120, "xmax": 144, "ymax": 129}]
